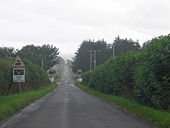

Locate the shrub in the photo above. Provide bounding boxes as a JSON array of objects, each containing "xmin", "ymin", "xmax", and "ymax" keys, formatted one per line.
[
  {"xmin": 134, "ymin": 35, "xmax": 170, "ymax": 109},
  {"xmin": 0, "ymin": 57, "xmax": 13, "ymax": 95},
  {"xmin": 82, "ymin": 34, "xmax": 170, "ymax": 110},
  {"xmin": 0, "ymin": 57, "xmax": 49, "ymax": 95},
  {"xmin": 83, "ymin": 51, "xmax": 137, "ymax": 97}
]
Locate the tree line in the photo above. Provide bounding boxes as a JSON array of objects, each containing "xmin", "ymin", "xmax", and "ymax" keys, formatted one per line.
[
  {"xmin": 72, "ymin": 37, "xmax": 140, "ymax": 72},
  {"xmin": 81, "ymin": 34, "xmax": 170, "ymax": 110},
  {"xmin": 0, "ymin": 44, "xmax": 60, "ymax": 95},
  {"xmin": 0, "ymin": 44, "xmax": 60, "ymax": 71}
]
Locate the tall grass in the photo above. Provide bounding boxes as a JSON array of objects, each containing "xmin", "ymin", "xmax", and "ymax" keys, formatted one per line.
[
  {"xmin": 0, "ymin": 83, "xmax": 56, "ymax": 122},
  {"xmin": 76, "ymin": 83, "xmax": 170, "ymax": 128}
]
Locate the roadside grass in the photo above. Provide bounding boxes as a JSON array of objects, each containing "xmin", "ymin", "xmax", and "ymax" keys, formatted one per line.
[
  {"xmin": 0, "ymin": 82, "xmax": 57, "ymax": 123},
  {"xmin": 76, "ymin": 83, "xmax": 170, "ymax": 128}
]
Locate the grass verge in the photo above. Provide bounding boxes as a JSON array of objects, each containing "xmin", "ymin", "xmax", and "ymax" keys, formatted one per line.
[
  {"xmin": 0, "ymin": 82, "xmax": 57, "ymax": 123},
  {"xmin": 76, "ymin": 83, "xmax": 170, "ymax": 128}
]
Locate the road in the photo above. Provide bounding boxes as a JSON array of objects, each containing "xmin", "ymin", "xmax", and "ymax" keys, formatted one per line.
[{"xmin": 0, "ymin": 66, "xmax": 156, "ymax": 128}]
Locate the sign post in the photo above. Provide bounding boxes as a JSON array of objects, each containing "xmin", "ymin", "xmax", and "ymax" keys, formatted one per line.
[
  {"xmin": 19, "ymin": 80, "xmax": 21, "ymax": 94},
  {"xmin": 77, "ymin": 69, "xmax": 83, "ymax": 82},
  {"xmin": 11, "ymin": 56, "xmax": 25, "ymax": 93}
]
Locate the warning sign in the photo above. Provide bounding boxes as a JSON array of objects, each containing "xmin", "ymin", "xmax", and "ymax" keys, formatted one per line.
[
  {"xmin": 11, "ymin": 56, "xmax": 25, "ymax": 83},
  {"xmin": 11, "ymin": 56, "xmax": 25, "ymax": 68},
  {"xmin": 13, "ymin": 68, "xmax": 25, "ymax": 82}
]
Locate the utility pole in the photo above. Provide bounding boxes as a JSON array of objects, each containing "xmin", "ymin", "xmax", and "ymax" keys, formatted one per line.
[
  {"xmin": 93, "ymin": 50, "xmax": 101, "ymax": 69},
  {"xmin": 113, "ymin": 43, "xmax": 115, "ymax": 57},
  {"xmin": 41, "ymin": 58, "xmax": 44, "ymax": 69},
  {"xmin": 93, "ymin": 50, "xmax": 96, "ymax": 69},
  {"xmin": 19, "ymin": 80, "xmax": 21, "ymax": 93},
  {"xmin": 90, "ymin": 50, "xmax": 101, "ymax": 70},
  {"xmin": 89, "ymin": 50, "xmax": 93, "ymax": 71}
]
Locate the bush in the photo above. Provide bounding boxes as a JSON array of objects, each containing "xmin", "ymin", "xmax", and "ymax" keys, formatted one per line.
[
  {"xmin": 83, "ymin": 51, "xmax": 137, "ymax": 97},
  {"xmin": 0, "ymin": 57, "xmax": 13, "ymax": 95},
  {"xmin": 134, "ymin": 35, "xmax": 170, "ymax": 109},
  {"xmin": 24, "ymin": 59, "xmax": 49, "ymax": 88},
  {"xmin": 0, "ymin": 57, "xmax": 49, "ymax": 95},
  {"xmin": 82, "ymin": 34, "xmax": 170, "ymax": 110}
]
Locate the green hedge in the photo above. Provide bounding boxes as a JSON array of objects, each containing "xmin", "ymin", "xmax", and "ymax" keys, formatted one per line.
[
  {"xmin": 83, "ymin": 51, "xmax": 136, "ymax": 97},
  {"xmin": 0, "ymin": 57, "xmax": 13, "ymax": 95},
  {"xmin": 134, "ymin": 35, "xmax": 170, "ymax": 109},
  {"xmin": 0, "ymin": 57, "xmax": 49, "ymax": 95},
  {"xmin": 82, "ymin": 34, "xmax": 170, "ymax": 110},
  {"xmin": 24, "ymin": 59, "xmax": 48, "ymax": 88}
]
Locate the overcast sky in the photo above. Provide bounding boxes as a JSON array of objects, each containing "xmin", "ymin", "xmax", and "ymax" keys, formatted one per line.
[{"xmin": 0, "ymin": 0, "xmax": 170, "ymax": 60}]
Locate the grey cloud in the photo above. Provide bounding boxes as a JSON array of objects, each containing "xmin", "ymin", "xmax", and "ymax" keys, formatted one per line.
[{"xmin": 0, "ymin": 0, "xmax": 170, "ymax": 59}]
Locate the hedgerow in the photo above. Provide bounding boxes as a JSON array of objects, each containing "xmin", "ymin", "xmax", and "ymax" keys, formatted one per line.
[
  {"xmin": 82, "ymin": 51, "xmax": 136, "ymax": 97},
  {"xmin": 0, "ymin": 57, "xmax": 49, "ymax": 95},
  {"xmin": 134, "ymin": 35, "xmax": 170, "ymax": 110},
  {"xmin": 82, "ymin": 34, "xmax": 170, "ymax": 110}
]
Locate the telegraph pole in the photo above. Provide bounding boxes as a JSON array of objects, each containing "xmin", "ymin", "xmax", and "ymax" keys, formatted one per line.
[
  {"xmin": 89, "ymin": 50, "xmax": 93, "ymax": 71},
  {"xmin": 113, "ymin": 43, "xmax": 115, "ymax": 57},
  {"xmin": 41, "ymin": 58, "xmax": 44, "ymax": 69},
  {"xmin": 93, "ymin": 50, "xmax": 96, "ymax": 69},
  {"xmin": 93, "ymin": 50, "xmax": 101, "ymax": 69},
  {"xmin": 90, "ymin": 50, "xmax": 101, "ymax": 70}
]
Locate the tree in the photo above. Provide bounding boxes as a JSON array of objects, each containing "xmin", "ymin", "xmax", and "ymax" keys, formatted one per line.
[
  {"xmin": 114, "ymin": 36, "xmax": 140, "ymax": 56},
  {"xmin": 134, "ymin": 35, "xmax": 170, "ymax": 109},
  {"xmin": 18, "ymin": 44, "xmax": 60, "ymax": 70},
  {"xmin": 0, "ymin": 57, "xmax": 13, "ymax": 95},
  {"xmin": 82, "ymin": 34, "xmax": 170, "ymax": 110},
  {"xmin": 0, "ymin": 47, "xmax": 16, "ymax": 58},
  {"xmin": 72, "ymin": 40, "xmax": 112, "ymax": 72},
  {"xmin": 17, "ymin": 45, "xmax": 40, "ymax": 66},
  {"xmin": 0, "ymin": 57, "xmax": 48, "ymax": 95},
  {"xmin": 39, "ymin": 44, "xmax": 60, "ymax": 70},
  {"xmin": 82, "ymin": 51, "xmax": 137, "ymax": 96}
]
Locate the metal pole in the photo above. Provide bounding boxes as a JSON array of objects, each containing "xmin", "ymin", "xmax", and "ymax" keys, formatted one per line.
[
  {"xmin": 19, "ymin": 81, "xmax": 21, "ymax": 93},
  {"xmin": 92, "ymin": 50, "xmax": 101, "ymax": 69},
  {"xmin": 89, "ymin": 50, "xmax": 93, "ymax": 71},
  {"xmin": 113, "ymin": 43, "xmax": 115, "ymax": 57},
  {"xmin": 94, "ymin": 50, "xmax": 96, "ymax": 69},
  {"xmin": 41, "ymin": 58, "xmax": 44, "ymax": 69}
]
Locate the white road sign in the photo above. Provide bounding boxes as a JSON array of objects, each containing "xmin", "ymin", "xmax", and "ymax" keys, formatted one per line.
[{"xmin": 13, "ymin": 68, "xmax": 25, "ymax": 82}]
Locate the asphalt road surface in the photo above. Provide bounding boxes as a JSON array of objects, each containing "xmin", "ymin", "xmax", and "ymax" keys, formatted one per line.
[{"xmin": 0, "ymin": 66, "xmax": 156, "ymax": 128}]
